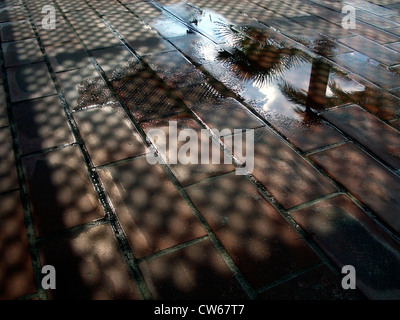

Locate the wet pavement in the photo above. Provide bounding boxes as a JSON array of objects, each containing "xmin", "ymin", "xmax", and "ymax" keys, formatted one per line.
[{"xmin": 1, "ymin": 0, "xmax": 400, "ymax": 300}]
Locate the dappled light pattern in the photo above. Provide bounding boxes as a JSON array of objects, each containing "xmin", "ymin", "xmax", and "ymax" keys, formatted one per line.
[
  {"xmin": 38, "ymin": 224, "xmax": 141, "ymax": 299},
  {"xmin": 292, "ymin": 195, "xmax": 400, "ymax": 299},
  {"xmin": 99, "ymin": 157, "xmax": 206, "ymax": 258},
  {"xmin": 0, "ymin": 128, "xmax": 19, "ymax": 193},
  {"xmin": 56, "ymin": 66, "xmax": 115, "ymax": 110},
  {"xmin": 144, "ymin": 50, "xmax": 206, "ymax": 89},
  {"xmin": 140, "ymin": 240, "xmax": 246, "ymax": 299},
  {"xmin": 0, "ymin": 191, "xmax": 36, "ymax": 299},
  {"xmin": 249, "ymin": 127, "xmax": 336, "ymax": 209},
  {"xmin": 110, "ymin": 64, "xmax": 185, "ymax": 122},
  {"xmin": 0, "ymin": 20, "xmax": 35, "ymax": 42},
  {"xmin": 2, "ymin": 38, "xmax": 43, "ymax": 67},
  {"xmin": 141, "ymin": 114, "xmax": 236, "ymax": 186},
  {"xmin": 7, "ymin": 62, "xmax": 57, "ymax": 102},
  {"xmin": 12, "ymin": 95, "xmax": 75, "ymax": 155},
  {"xmin": 22, "ymin": 146, "xmax": 104, "ymax": 237},
  {"xmin": 186, "ymin": 174, "xmax": 321, "ymax": 288},
  {"xmin": 73, "ymin": 104, "xmax": 147, "ymax": 167},
  {"xmin": 45, "ymin": 40, "xmax": 91, "ymax": 72},
  {"xmin": 310, "ymin": 143, "xmax": 400, "ymax": 234},
  {"xmin": 176, "ymin": 84, "xmax": 264, "ymax": 132},
  {"xmin": 323, "ymin": 104, "xmax": 400, "ymax": 169}
]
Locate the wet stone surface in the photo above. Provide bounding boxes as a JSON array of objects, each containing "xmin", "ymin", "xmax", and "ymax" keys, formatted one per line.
[{"xmin": 2, "ymin": 0, "xmax": 400, "ymax": 300}]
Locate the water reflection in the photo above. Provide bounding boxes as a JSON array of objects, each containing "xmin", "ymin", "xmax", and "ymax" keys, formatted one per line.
[{"xmin": 213, "ymin": 24, "xmax": 365, "ymax": 119}]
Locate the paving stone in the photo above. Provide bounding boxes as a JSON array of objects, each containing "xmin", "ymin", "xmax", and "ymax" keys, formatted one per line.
[
  {"xmin": 36, "ymin": 21, "xmax": 79, "ymax": 46},
  {"xmin": 338, "ymin": 35, "xmax": 400, "ymax": 66},
  {"xmin": 126, "ymin": 31, "xmax": 175, "ymax": 56},
  {"xmin": 355, "ymin": 9, "xmax": 399, "ymax": 29},
  {"xmin": 344, "ymin": 0, "xmax": 396, "ymax": 16},
  {"xmin": 0, "ymin": 6, "xmax": 27, "ymax": 22},
  {"xmin": 333, "ymin": 51, "xmax": 400, "ymax": 90},
  {"xmin": 59, "ymin": 0, "xmax": 91, "ymax": 13},
  {"xmin": 391, "ymin": 118, "xmax": 400, "ymax": 129},
  {"xmin": 0, "ymin": 191, "xmax": 36, "ymax": 300},
  {"xmin": 310, "ymin": 142, "xmax": 400, "ymax": 233},
  {"xmin": 186, "ymin": 174, "xmax": 321, "ymax": 288},
  {"xmin": 149, "ymin": 16, "xmax": 190, "ymax": 39},
  {"xmin": 246, "ymin": 127, "xmax": 336, "ymax": 208},
  {"xmin": 12, "ymin": 95, "xmax": 75, "ymax": 155},
  {"xmin": 38, "ymin": 224, "xmax": 142, "ymax": 299},
  {"xmin": 388, "ymin": 26, "xmax": 400, "ymax": 37},
  {"xmin": 56, "ymin": 66, "xmax": 116, "ymax": 110},
  {"xmin": 265, "ymin": 113, "xmax": 346, "ymax": 152},
  {"xmin": 177, "ymin": 85, "xmax": 264, "ymax": 132},
  {"xmin": 111, "ymin": 65, "xmax": 185, "ymax": 122},
  {"xmin": 64, "ymin": 10, "xmax": 102, "ymax": 29},
  {"xmin": 353, "ymin": 85, "xmax": 400, "ymax": 121},
  {"xmin": 126, "ymin": 1, "xmax": 164, "ymax": 21},
  {"xmin": 0, "ymin": 128, "xmax": 19, "ymax": 193},
  {"xmin": 73, "ymin": 104, "xmax": 147, "ymax": 166},
  {"xmin": 165, "ymin": 4, "xmax": 235, "ymax": 44},
  {"xmin": 74, "ymin": 23, "xmax": 122, "ymax": 50},
  {"xmin": 45, "ymin": 40, "xmax": 91, "ymax": 72},
  {"xmin": 169, "ymin": 33, "xmax": 224, "ymax": 65},
  {"xmin": 139, "ymin": 239, "xmax": 247, "ymax": 299},
  {"xmin": 141, "ymin": 115, "xmax": 236, "ymax": 186},
  {"xmin": 291, "ymin": 194, "xmax": 400, "ymax": 299},
  {"xmin": 103, "ymin": 10, "xmax": 143, "ymax": 34},
  {"xmin": 91, "ymin": 45, "xmax": 139, "ymax": 80},
  {"xmin": 0, "ymin": 20, "xmax": 35, "ymax": 42},
  {"xmin": 291, "ymin": 15, "xmax": 354, "ymax": 39},
  {"xmin": 323, "ymin": 104, "xmax": 400, "ymax": 169},
  {"xmin": 0, "ymin": 1, "xmax": 22, "ymax": 9},
  {"xmin": 6, "ymin": 62, "xmax": 57, "ymax": 103},
  {"xmin": 144, "ymin": 51, "xmax": 206, "ymax": 89},
  {"xmin": 352, "ymin": 21, "xmax": 400, "ymax": 44},
  {"xmin": 92, "ymin": 2, "xmax": 129, "ymax": 16},
  {"xmin": 22, "ymin": 145, "xmax": 104, "ymax": 237},
  {"xmin": 2, "ymin": 38, "xmax": 44, "ymax": 67},
  {"xmin": 259, "ymin": 265, "xmax": 364, "ymax": 299},
  {"xmin": 98, "ymin": 157, "xmax": 207, "ymax": 258},
  {"xmin": 386, "ymin": 41, "xmax": 400, "ymax": 52}
]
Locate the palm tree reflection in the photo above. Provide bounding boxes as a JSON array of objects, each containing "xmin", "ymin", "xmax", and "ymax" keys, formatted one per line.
[{"xmin": 214, "ymin": 24, "xmax": 362, "ymax": 120}]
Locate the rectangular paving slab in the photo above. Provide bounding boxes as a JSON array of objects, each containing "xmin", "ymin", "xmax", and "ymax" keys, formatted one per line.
[
  {"xmin": 98, "ymin": 156, "xmax": 207, "ymax": 258},
  {"xmin": 310, "ymin": 142, "xmax": 400, "ymax": 233}
]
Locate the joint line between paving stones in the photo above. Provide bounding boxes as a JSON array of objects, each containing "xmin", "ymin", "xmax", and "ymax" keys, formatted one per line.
[
  {"xmin": 22, "ymin": 0, "xmax": 153, "ymax": 300},
  {"xmin": 34, "ymin": 217, "xmax": 109, "ymax": 245},
  {"xmin": 137, "ymin": 235, "xmax": 209, "ymax": 263},
  {"xmin": 18, "ymin": 142, "xmax": 79, "ymax": 159},
  {"xmin": 255, "ymin": 262, "xmax": 324, "ymax": 295}
]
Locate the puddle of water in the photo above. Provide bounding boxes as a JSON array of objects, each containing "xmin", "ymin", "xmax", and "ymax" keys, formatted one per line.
[
  {"xmin": 165, "ymin": 2, "xmax": 232, "ymax": 43},
  {"xmin": 198, "ymin": 23, "xmax": 367, "ymax": 123}
]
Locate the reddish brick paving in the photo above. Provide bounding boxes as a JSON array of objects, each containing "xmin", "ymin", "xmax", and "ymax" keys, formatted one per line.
[{"xmin": 0, "ymin": 0, "xmax": 400, "ymax": 300}]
